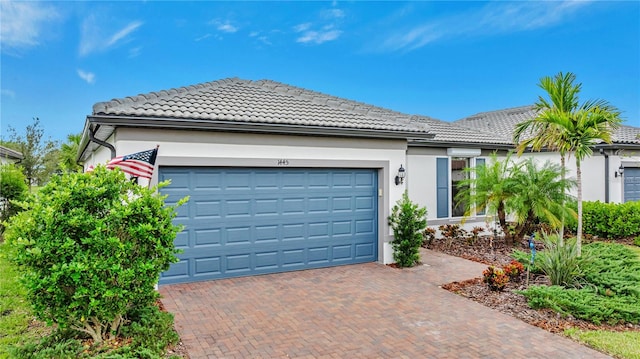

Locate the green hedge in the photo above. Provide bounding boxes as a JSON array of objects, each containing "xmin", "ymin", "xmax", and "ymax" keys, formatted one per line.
[{"xmin": 566, "ymin": 201, "xmax": 640, "ymax": 239}]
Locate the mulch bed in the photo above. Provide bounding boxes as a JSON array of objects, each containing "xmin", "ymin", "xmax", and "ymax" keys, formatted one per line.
[{"xmin": 428, "ymin": 235, "xmax": 640, "ymax": 334}]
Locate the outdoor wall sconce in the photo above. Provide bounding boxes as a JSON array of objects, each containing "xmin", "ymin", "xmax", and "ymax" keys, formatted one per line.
[
  {"xmin": 615, "ymin": 165, "xmax": 624, "ymax": 178},
  {"xmin": 395, "ymin": 165, "xmax": 406, "ymax": 185}
]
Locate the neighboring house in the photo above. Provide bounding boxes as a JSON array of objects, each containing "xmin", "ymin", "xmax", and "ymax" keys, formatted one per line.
[
  {"xmin": 77, "ymin": 78, "xmax": 640, "ymax": 284},
  {"xmin": 455, "ymin": 105, "xmax": 640, "ymax": 204},
  {"xmin": 0, "ymin": 145, "xmax": 23, "ymax": 165}
]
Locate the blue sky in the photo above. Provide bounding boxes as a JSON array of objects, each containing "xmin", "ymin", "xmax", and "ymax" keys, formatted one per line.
[{"xmin": 1, "ymin": 1, "xmax": 639, "ymax": 143}]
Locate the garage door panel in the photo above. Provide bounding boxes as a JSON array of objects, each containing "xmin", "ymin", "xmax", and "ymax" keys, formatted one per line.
[
  {"xmin": 356, "ymin": 196, "xmax": 375, "ymax": 210},
  {"xmin": 356, "ymin": 242, "xmax": 375, "ymax": 258},
  {"xmin": 333, "ymin": 245, "xmax": 353, "ymax": 260},
  {"xmin": 159, "ymin": 167, "xmax": 378, "ymax": 284},
  {"xmin": 162, "ymin": 259, "xmax": 189, "ymax": 280},
  {"xmin": 194, "ymin": 229, "xmax": 221, "ymax": 246},
  {"xmin": 174, "ymin": 231, "xmax": 190, "ymax": 248},
  {"xmin": 193, "ymin": 172, "xmax": 222, "ymax": 189},
  {"xmin": 194, "ymin": 257, "xmax": 221, "ymax": 276},
  {"xmin": 355, "ymin": 219, "xmax": 375, "ymax": 234},
  {"xmin": 355, "ymin": 172, "xmax": 375, "ymax": 186},
  {"xmin": 194, "ymin": 200, "xmax": 221, "ymax": 218}
]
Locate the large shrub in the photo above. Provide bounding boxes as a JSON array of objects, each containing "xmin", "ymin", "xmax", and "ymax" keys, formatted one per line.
[
  {"xmin": 388, "ymin": 191, "xmax": 427, "ymax": 267},
  {"xmin": 0, "ymin": 164, "xmax": 29, "ymax": 232},
  {"xmin": 566, "ymin": 201, "xmax": 640, "ymax": 239},
  {"xmin": 4, "ymin": 166, "xmax": 186, "ymax": 343}
]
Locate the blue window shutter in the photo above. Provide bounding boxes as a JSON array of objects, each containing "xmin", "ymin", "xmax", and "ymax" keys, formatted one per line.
[
  {"xmin": 436, "ymin": 158, "xmax": 449, "ymax": 218},
  {"xmin": 476, "ymin": 158, "xmax": 486, "ymax": 215}
]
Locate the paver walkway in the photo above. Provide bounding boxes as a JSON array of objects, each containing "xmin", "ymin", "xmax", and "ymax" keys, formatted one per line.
[{"xmin": 160, "ymin": 249, "xmax": 610, "ymax": 358}]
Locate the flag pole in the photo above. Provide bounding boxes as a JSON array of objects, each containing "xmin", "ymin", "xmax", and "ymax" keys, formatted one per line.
[{"xmin": 148, "ymin": 145, "xmax": 159, "ymax": 190}]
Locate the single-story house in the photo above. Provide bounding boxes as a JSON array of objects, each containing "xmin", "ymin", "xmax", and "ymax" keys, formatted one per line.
[
  {"xmin": 0, "ymin": 145, "xmax": 23, "ymax": 165},
  {"xmin": 454, "ymin": 105, "xmax": 640, "ymax": 204},
  {"xmin": 77, "ymin": 78, "xmax": 640, "ymax": 284}
]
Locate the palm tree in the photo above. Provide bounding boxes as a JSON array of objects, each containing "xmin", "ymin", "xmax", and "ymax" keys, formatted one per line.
[
  {"xmin": 513, "ymin": 72, "xmax": 621, "ymax": 254},
  {"xmin": 58, "ymin": 133, "xmax": 82, "ymax": 172},
  {"xmin": 455, "ymin": 153, "xmax": 513, "ymax": 238},
  {"xmin": 507, "ymin": 158, "xmax": 576, "ymax": 241},
  {"xmin": 513, "ymin": 72, "xmax": 577, "ymax": 242},
  {"xmin": 456, "ymin": 154, "xmax": 575, "ymax": 244}
]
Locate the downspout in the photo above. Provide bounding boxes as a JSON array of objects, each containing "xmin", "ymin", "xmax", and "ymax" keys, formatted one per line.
[
  {"xmin": 89, "ymin": 125, "xmax": 116, "ymax": 160},
  {"xmin": 600, "ymin": 148, "xmax": 610, "ymax": 203}
]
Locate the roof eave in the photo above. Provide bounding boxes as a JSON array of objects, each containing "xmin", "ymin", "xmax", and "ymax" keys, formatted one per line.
[
  {"xmin": 593, "ymin": 142, "xmax": 640, "ymax": 150},
  {"xmin": 408, "ymin": 139, "xmax": 515, "ymax": 150},
  {"xmin": 78, "ymin": 114, "xmax": 435, "ymax": 160}
]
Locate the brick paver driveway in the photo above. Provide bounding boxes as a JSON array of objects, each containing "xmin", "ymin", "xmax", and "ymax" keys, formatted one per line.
[{"xmin": 160, "ymin": 249, "xmax": 609, "ymax": 358}]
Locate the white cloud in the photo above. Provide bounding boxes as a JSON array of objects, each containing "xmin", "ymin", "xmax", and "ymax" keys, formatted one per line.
[
  {"xmin": 293, "ymin": 23, "xmax": 312, "ymax": 33},
  {"xmin": 297, "ymin": 29, "xmax": 342, "ymax": 44},
  {"xmin": 1, "ymin": 89, "xmax": 16, "ymax": 99},
  {"xmin": 79, "ymin": 16, "xmax": 143, "ymax": 56},
  {"xmin": 106, "ymin": 21, "xmax": 142, "ymax": 47},
  {"xmin": 195, "ymin": 33, "xmax": 213, "ymax": 42},
  {"xmin": 0, "ymin": 2, "xmax": 60, "ymax": 53},
  {"xmin": 218, "ymin": 23, "xmax": 238, "ymax": 33},
  {"xmin": 209, "ymin": 19, "xmax": 238, "ymax": 33},
  {"xmin": 77, "ymin": 69, "xmax": 96, "ymax": 84},
  {"xmin": 378, "ymin": 1, "xmax": 591, "ymax": 52},
  {"xmin": 293, "ymin": 7, "xmax": 345, "ymax": 45},
  {"xmin": 257, "ymin": 36, "xmax": 272, "ymax": 46},
  {"xmin": 322, "ymin": 8, "xmax": 345, "ymax": 19}
]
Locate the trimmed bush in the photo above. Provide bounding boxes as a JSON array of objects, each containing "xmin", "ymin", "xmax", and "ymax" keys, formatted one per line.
[
  {"xmin": 0, "ymin": 164, "xmax": 29, "ymax": 232},
  {"xmin": 566, "ymin": 201, "xmax": 640, "ymax": 239},
  {"xmin": 388, "ymin": 192, "xmax": 427, "ymax": 267},
  {"xmin": 4, "ymin": 166, "xmax": 187, "ymax": 343}
]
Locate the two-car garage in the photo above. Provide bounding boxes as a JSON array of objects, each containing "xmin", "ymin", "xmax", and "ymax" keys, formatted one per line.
[{"xmin": 158, "ymin": 167, "xmax": 379, "ymax": 284}]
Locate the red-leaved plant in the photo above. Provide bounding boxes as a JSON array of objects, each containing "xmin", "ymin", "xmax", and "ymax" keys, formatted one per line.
[
  {"xmin": 483, "ymin": 266, "xmax": 509, "ymax": 291},
  {"xmin": 502, "ymin": 260, "xmax": 525, "ymax": 281}
]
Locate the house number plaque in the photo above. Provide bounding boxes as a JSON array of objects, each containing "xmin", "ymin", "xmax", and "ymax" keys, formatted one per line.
[{"xmin": 277, "ymin": 159, "xmax": 290, "ymax": 166}]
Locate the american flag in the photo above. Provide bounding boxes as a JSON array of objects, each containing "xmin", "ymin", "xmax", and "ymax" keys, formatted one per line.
[{"xmin": 107, "ymin": 147, "xmax": 158, "ymax": 179}]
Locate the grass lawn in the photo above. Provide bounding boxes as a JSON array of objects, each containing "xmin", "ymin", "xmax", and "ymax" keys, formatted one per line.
[
  {"xmin": 565, "ymin": 329, "xmax": 640, "ymax": 359},
  {"xmin": 0, "ymin": 242, "xmax": 49, "ymax": 358}
]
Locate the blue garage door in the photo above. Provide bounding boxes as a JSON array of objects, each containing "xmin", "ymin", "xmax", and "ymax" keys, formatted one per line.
[
  {"xmin": 624, "ymin": 168, "xmax": 640, "ymax": 202},
  {"xmin": 158, "ymin": 167, "xmax": 378, "ymax": 284}
]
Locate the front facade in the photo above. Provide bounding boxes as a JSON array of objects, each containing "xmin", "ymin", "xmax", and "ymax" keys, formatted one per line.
[
  {"xmin": 79, "ymin": 78, "xmax": 433, "ymax": 284},
  {"xmin": 78, "ymin": 78, "xmax": 640, "ymax": 284}
]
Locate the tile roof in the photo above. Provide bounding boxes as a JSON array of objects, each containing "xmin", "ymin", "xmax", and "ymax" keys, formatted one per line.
[
  {"xmin": 410, "ymin": 116, "xmax": 512, "ymax": 145},
  {"xmin": 455, "ymin": 105, "xmax": 640, "ymax": 145},
  {"xmin": 92, "ymin": 77, "xmax": 432, "ymax": 135},
  {"xmin": 615, "ymin": 125, "xmax": 640, "ymax": 144}
]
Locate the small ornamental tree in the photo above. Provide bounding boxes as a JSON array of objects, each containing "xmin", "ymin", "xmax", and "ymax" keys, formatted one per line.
[
  {"xmin": 0, "ymin": 163, "xmax": 29, "ymax": 232},
  {"xmin": 4, "ymin": 166, "xmax": 187, "ymax": 343},
  {"xmin": 388, "ymin": 191, "xmax": 427, "ymax": 267}
]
